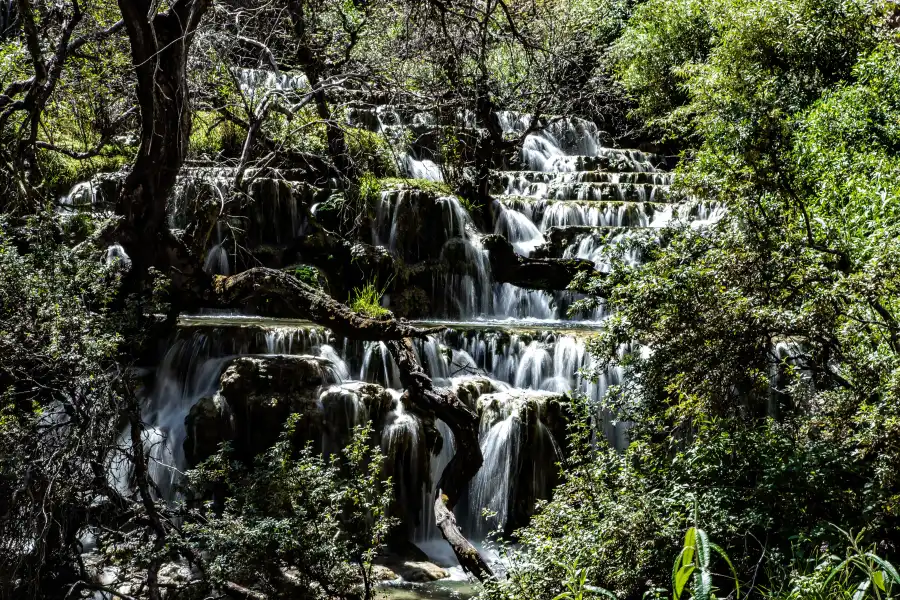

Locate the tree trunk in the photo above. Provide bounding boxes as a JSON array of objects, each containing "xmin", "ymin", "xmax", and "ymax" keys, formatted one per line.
[
  {"xmin": 114, "ymin": 0, "xmax": 210, "ymax": 293},
  {"xmin": 212, "ymin": 267, "xmax": 440, "ymax": 341}
]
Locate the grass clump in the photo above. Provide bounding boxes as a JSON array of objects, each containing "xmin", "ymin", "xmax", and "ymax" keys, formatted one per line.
[{"xmin": 349, "ymin": 281, "xmax": 390, "ymax": 319}]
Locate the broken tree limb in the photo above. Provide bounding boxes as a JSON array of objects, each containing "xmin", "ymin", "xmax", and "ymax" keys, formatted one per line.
[
  {"xmin": 482, "ymin": 233, "xmax": 598, "ymax": 291},
  {"xmin": 386, "ymin": 339, "xmax": 495, "ymax": 582},
  {"xmin": 212, "ymin": 267, "xmax": 439, "ymax": 341}
]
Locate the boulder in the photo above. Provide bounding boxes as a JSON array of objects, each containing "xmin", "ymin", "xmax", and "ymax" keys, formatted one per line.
[
  {"xmin": 184, "ymin": 355, "xmax": 334, "ymax": 465},
  {"xmin": 184, "ymin": 357, "xmax": 404, "ymax": 466},
  {"xmin": 394, "ymin": 561, "xmax": 449, "ymax": 582},
  {"xmin": 452, "ymin": 377, "xmax": 499, "ymax": 410}
]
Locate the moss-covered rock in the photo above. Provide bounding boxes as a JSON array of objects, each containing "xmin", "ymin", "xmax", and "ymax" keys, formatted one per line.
[{"xmin": 391, "ymin": 286, "xmax": 431, "ymax": 319}]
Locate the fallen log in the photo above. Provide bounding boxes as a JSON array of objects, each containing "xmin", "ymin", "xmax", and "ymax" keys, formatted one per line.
[
  {"xmin": 386, "ymin": 339, "xmax": 494, "ymax": 582},
  {"xmin": 211, "ymin": 267, "xmax": 438, "ymax": 341}
]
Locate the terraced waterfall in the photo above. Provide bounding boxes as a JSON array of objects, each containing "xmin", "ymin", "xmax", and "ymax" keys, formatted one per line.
[{"xmin": 108, "ymin": 107, "xmax": 714, "ymax": 577}]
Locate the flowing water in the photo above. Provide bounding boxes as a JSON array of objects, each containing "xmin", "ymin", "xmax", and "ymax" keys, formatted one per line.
[{"xmin": 122, "ymin": 110, "xmax": 728, "ymax": 586}]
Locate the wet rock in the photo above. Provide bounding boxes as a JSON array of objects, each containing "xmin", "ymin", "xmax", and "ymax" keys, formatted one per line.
[
  {"xmin": 452, "ymin": 377, "xmax": 499, "ymax": 410},
  {"xmin": 474, "ymin": 390, "xmax": 569, "ymax": 534},
  {"xmin": 184, "ymin": 355, "xmax": 335, "ymax": 465},
  {"xmin": 392, "ymin": 286, "xmax": 431, "ymax": 319},
  {"xmin": 184, "ymin": 357, "xmax": 405, "ymax": 467},
  {"xmin": 482, "ymin": 233, "xmax": 598, "ymax": 291},
  {"xmin": 184, "ymin": 394, "xmax": 229, "ymax": 466},
  {"xmin": 388, "ymin": 561, "xmax": 449, "ymax": 583},
  {"xmin": 319, "ymin": 381, "xmax": 396, "ymax": 453},
  {"xmin": 371, "ymin": 564, "xmax": 400, "ymax": 582},
  {"xmin": 371, "ymin": 188, "xmax": 458, "ymax": 263}
]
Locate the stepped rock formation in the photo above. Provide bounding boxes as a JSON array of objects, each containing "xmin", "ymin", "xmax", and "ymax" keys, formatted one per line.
[{"xmin": 81, "ymin": 100, "xmax": 720, "ymax": 577}]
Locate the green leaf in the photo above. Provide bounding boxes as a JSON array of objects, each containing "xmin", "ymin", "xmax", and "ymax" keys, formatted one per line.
[
  {"xmin": 695, "ymin": 570, "xmax": 713, "ymax": 600},
  {"xmin": 673, "ymin": 548, "xmax": 688, "ymax": 592},
  {"xmin": 553, "ymin": 593, "xmax": 573, "ymax": 600},
  {"xmin": 865, "ymin": 554, "xmax": 900, "ymax": 585},
  {"xmin": 683, "ymin": 528, "xmax": 697, "ymax": 567},
  {"xmin": 675, "ymin": 565, "xmax": 696, "ymax": 600},
  {"xmin": 585, "ymin": 585, "xmax": 618, "ymax": 599},
  {"xmin": 710, "ymin": 542, "xmax": 740, "ymax": 599},
  {"xmin": 695, "ymin": 528, "xmax": 711, "ymax": 569},
  {"xmin": 873, "ymin": 570, "xmax": 885, "ymax": 592},
  {"xmin": 852, "ymin": 579, "xmax": 871, "ymax": 600},
  {"xmin": 824, "ymin": 557, "xmax": 854, "ymax": 589}
]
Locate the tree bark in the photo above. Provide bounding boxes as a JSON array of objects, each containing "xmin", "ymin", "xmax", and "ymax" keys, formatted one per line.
[
  {"xmin": 386, "ymin": 339, "xmax": 495, "ymax": 582},
  {"xmin": 114, "ymin": 0, "xmax": 210, "ymax": 289},
  {"xmin": 212, "ymin": 267, "xmax": 439, "ymax": 341}
]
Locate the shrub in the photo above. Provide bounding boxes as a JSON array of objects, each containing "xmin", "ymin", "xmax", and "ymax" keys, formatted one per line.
[
  {"xmin": 0, "ymin": 215, "xmax": 126, "ymax": 596},
  {"xmin": 182, "ymin": 419, "xmax": 396, "ymax": 600}
]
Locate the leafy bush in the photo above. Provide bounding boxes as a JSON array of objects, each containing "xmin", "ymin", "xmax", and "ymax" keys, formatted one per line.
[
  {"xmin": 763, "ymin": 529, "xmax": 900, "ymax": 600},
  {"xmin": 359, "ymin": 171, "xmax": 381, "ymax": 208},
  {"xmin": 346, "ymin": 128, "xmax": 399, "ymax": 178},
  {"xmin": 614, "ymin": 0, "xmax": 881, "ymax": 142},
  {"xmin": 190, "ymin": 110, "xmax": 242, "ymax": 158},
  {"xmin": 183, "ymin": 419, "xmax": 396, "ymax": 600},
  {"xmin": 0, "ymin": 215, "xmax": 126, "ymax": 596}
]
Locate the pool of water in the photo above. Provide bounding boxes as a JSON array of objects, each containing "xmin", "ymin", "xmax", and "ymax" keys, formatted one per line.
[{"xmin": 376, "ymin": 579, "xmax": 478, "ymax": 600}]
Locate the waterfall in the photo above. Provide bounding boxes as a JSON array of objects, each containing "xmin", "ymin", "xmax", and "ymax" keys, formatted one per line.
[
  {"xmin": 203, "ymin": 243, "xmax": 230, "ymax": 275},
  {"xmin": 494, "ymin": 203, "xmax": 545, "ymax": 255},
  {"xmin": 401, "ymin": 154, "xmax": 443, "ymax": 181},
  {"xmin": 125, "ymin": 104, "xmax": 695, "ymax": 564},
  {"xmin": 114, "ymin": 335, "xmax": 230, "ymax": 499}
]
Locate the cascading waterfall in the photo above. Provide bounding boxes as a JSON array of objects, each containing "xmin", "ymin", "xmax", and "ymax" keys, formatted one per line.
[{"xmin": 125, "ymin": 107, "xmax": 732, "ymax": 569}]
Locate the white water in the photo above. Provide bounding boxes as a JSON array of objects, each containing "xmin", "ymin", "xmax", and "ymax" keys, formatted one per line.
[{"xmin": 129, "ymin": 108, "xmax": 723, "ymax": 572}]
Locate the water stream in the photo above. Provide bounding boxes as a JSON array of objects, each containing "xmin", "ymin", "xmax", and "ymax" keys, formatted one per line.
[{"xmin": 111, "ymin": 110, "xmax": 718, "ymax": 589}]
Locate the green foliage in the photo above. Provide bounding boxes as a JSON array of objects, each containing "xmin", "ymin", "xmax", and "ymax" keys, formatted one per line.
[
  {"xmin": 793, "ymin": 42, "xmax": 900, "ymax": 248},
  {"xmin": 346, "ymin": 128, "xmax": 398, "ymax": 178},
  {"xmin": 614, "ymin": 0, "xmax": 882, "ymax": 141},
  {"xmin": 500, "ymin": 4, "xmax": 900, "ymax": 599},
  {"xmin": 359, "ymin": 171, "xmax": 381, "ymax": 208},
  {"xmin": 672, "ymin": 527, "xmax": 738, "ymax": 600},
  {"xmin": 480, "ymin": 396, "xmax": 685, "ymax": 600},
  {"xmin": 38, "ymin": 148, "xmax": 133, "ymax": 195},
  {"xmin": 349, "ymin": 281, "xmax": 390, "ymax": 319},
  {"xmin": 190, "ymin": 110, "xmax": 242, "ymax": 158},
  {"xmin": 763, "ymin": 529, "xmax": 900, "ymax": 600},
  {"xmin": 553, "ymin": 560, "xmax": 616, "ymax": 600},
  {"xmin": 0, "ymin": 214, "xmax": 126, "ymax": 594},
  {"xmin": 183, "ymin": 420, "xmax": 396, "ymax": 599},
  {"xmin": 612, "ymin": 0, "xmax": 714, "ymax": 134},
  {"xmin": 288, "ymin": 264, "xmax": 323, "ymax": 289}
]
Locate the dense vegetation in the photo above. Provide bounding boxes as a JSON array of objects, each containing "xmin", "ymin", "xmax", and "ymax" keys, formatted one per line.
[{"xmin": 2, "ymin": 0, "xmax": 900, "ymax": 599}]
